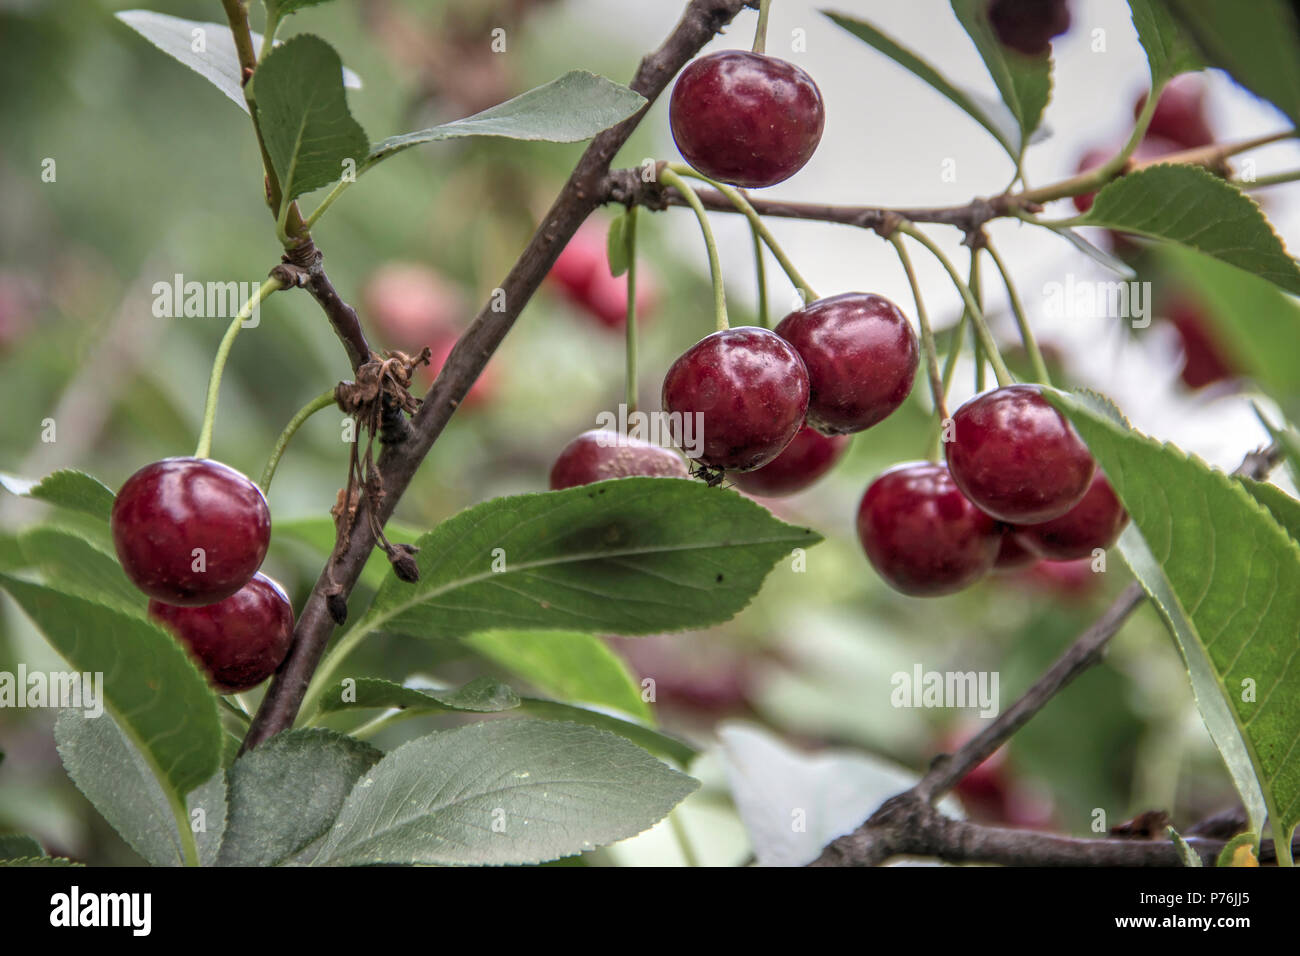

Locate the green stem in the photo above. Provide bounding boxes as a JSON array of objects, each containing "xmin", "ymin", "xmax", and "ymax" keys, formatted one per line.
[
  {"xmin": 970, "ymin": 251, "xmax": 986, "ymax": 392},
  {"xmin": 1106, "ymin": 76, "xmax": 1166, "ymax": 177},
  {"xmin": 659, "ymin": 166, "xmax": 729, "ymax": 332},
  {"xmin": 897, "ymin": 224, "xmax": 1011, "ymax": 387},
  {"xmin": 194, "ymin": 277, "xmax": 283, "ymax": 460},
  {"xmin": 890, "ymin": 235, "xmax": 947, "ymax": 461},
  {"xmin": 940, "ymin": 249, "xmax": 977, "ymax": 400},
  {"xmin": 1238, "ymin": 168, "xmax": 1300, "ymax": 189},
  {"xmin": 168, "ymin": 788, "xmax": 200, "ymax": 867},
  {"xmin": 260, "ymin": 387, "xmax": 337, "ymax": 493},
  {"xmin": 670, "ymin": 810, "xmax": 701, "ymax": 867},
  {"xmin": 669, "ymin": 163, "xmax": 818, "ymax": 304},
  {"xmin": 750, "ymin": 220, "xmax": 769, "ymax": 328},
  {"xmin": 303, "ymin": 177, "xmax": 355, "ymax": 231},
  {"xmin": 752, "ymin": 0, "xmax": 772, "ymax": 54},
  {"xmin": 219, "ymin": 695, "xmax": 251, "ymax": 723},
  {"xmin": 259, "ymin": 12, "xmax": 281, "ymax": 62},
  {"xmin": 624, "ymin": 206, "xmax": 639, "ymax": 414},
  {"xmin": 985, "ymin": 239, "xmax": 1050, "ymax": 385},
  {"xmin": 301, "ymin": 626, "xmax": 370, "ymax": 720}
]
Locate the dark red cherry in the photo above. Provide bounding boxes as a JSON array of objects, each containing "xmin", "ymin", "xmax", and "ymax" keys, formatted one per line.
[
  {"xmin": 1014, "ymin": 470, "xmax": 1128, "ymax": 560},
  {"xmin": 775, "ymin": 293, "xmax": 918, "ymax": 435},
  {"xmin": 112, "ymin": 457, "xmax": 271, "ymax": 606},
  {"xmin": 994, "ymin": 531, "xmax": 1039, "ymax": 572},
  {"xmin": 549, "ymin": 430, "xmax": 689, "ymax": 489},
  {"xmin": 669, "ymin": 50, "xmax": 825, "ymax": 188},
  {"xmin": 945, "ymin": 385, "xmax": 1095, "ymax": 524},
  {"xmin": 1165, "ymin": 295, "xmax": 1236, "ymax": 388},
  {"xmin": 149, "ymin": 572, "xmax": 294, "ymax": 693},
  {"xmin": 856, "ymin": 462, "xmax": 1001, "ymax": 596},
  {"xmin": 987, "ymin": 0, "xmax": 1071, "ymax": 57},
  {"xmin": 661, "ymin": 326, "xmax": 809, "ymax": 472},
  {"xmin": 731, "ymin": 426, "xmax": 849, "ymax": 497},
  {"xmin": 1134, "ymin": 74, "xmax": 1214, "ymax": 150}
]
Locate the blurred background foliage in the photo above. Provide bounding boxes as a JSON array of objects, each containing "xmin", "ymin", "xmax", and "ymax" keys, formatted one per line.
[{"xmin": 0, "ymin": 0, "xmax": 1266, "ymax": 865}]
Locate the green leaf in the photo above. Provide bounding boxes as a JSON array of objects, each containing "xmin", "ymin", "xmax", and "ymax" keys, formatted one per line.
[
  {"xmin": 464, "ymin": 630, "xmax": 650, "ymax": 721},
  {"xmin": 824, "ymin": 10, "xmax": 1021, "ymax": 158},
  {"xmin": 950, "ymin": 0, "xmax": 1053, "ymax": 158},
  {"xmin": 115, "ymin": 12, "xmax": 359, "ymax": 116},
  {"xmin": 247, "ymin": 34, "xmax": 368, "ymax": 206},
  {"xmin": 274, "ymin": 516, "xmax": 424, "ymax": 590},
  {"xmin": 0, "ymin": 834, "xmax": 45, "ymax": 859},
  {"xmin": 0, "ymin": 469, "xmax": 114, "ymax": 522},
  {"xmin": 1080, "ymin": 165, "xmax": 1300, "ymax": 295},
  {"xmin": 1162, "ymin": 0, "xmax": 1300, "ymax": 129},
  {"xmin": 1239, "ymin": 479, "xmax": 1300, "ymax": 545},
  {"xmin": 1046, "ymin": 392, "xmax": 1300, "ymax": 865},
  {"xmin": 606, "ymin": 212, "xmax": 630, "ymax": 277},
  {"xmin": 314, "ymin": 676, "xmax": 521, "ymax": 715},
  {"xmin": 0, "ymin": 530, "xmax": 26, "ymax": 573},
  {"xmin": 0, "ymin": 577, "xmax": 222, "ymax": 798},
  {"xmin": 1166, "ymin": 825, "xmax": 1204, "ymax": 866},
  {"xmin": 365, "ymin": 71, "xmax": 646, "ymax": 171},
  {"xmin": 1216, "ymin": 831, "xmax": 1260, "ymax": 867},
  {"xmin": 1128, "ymin": 0, "xmax": 1203, "ymax": 81},
  {"xmin": 217, "ymin": 729, "xmax": 381, "ymax": 867},
  {"xmin": 55, "ymin": 710, "xmax": 226, "ymax": 867},
  {"xmin": 0, "ymin": 857, "xmax": 81, "ymax": 867},
  {"xmin": 264, "ymin": 0, "xmax": 334, "ymax": 18},
  {"xmin": 350, "ymin": 478, "xmax": 818, "ymax": 648},
  {"xmin": 314, "ymin": 720, "xmax": 697, "ymax": 866},
  {"xmin": 19, "ymin": 528, "xmax": 144, "ymax": 614},
  {"xmin": 515, "ymin": 699, "xmax": 696, "ymax": 765}
]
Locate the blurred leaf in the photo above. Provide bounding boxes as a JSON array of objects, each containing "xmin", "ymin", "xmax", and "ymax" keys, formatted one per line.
[
  {"xmin": 1166, "ymin": 825, "xmax": 1204, "ymax": 866},
  {"xmin": 1052, "ymin": 226, "xmax": 1139, "ymax": 278},
  {"xmin": 274, "ymin": 516, "xmax": 425, "ymax": 590},
  {"xmin": 824, "ymin": 11, "xmax": 1021, "ymax": 158},
  {"xmin": 114, "ymin": 11, "xmax": 359, "ymax": 116},
  {"xmin": 464, "ymin": 630, "xmax": 650, "ymax": 721},
  {"xmin": 950, "ymin": 0, "xmax": 1052, "ymax": 157},
  {"xmin": 1161, "ymin": 0, "xmax": 1300, "ymax": 128},
  {"xmin": 607, "ymin": 212, "xmax": 630, "ymax": 277},
  {"xmin": 351, "ymin": 478, "xmax": 819, "ymax": 648},
  {"xmin": 1129, "ymin": 0, "xmax": 1203, "ymax": 80},
  {"xmin": 314, "ymin": 720, "xmax": 697, "ymax": 866},
  {"xmin": 1217, "ymin": 832, "xmax": 1260, "ymax": 866},
  {"xmin": 1081, "ymin": 165, "xmax": 1300, "ymax": 295},
  {"xmin": 365, "ymin": 71, "xmax": 646, "ymax": 170},
  {"xmin": 1048, "ymin": 392, "xmax": 1300, "ymax": 865},
  {"xmin": 55, "ymin": 710, "xmax": 226, "ymax": 867},
  {"xmin": 0, "ymin": 834, "xmax": 45, "ymax": 860},
  {"xmin": 248, "ymin": 34, "xmax": 368, "ymax": 206},
  {"xmin": 264, "ymin": 0, "xmax": 334, "ymax": 18},
  {"xmin": 0, "ymin": 469, "xmax": 114, "ymax": 522},
  {"xmin": 0, "ymin": 857, "xmax": 81, "ymax": 867},
  {"xmin": 314, "ymin": 676, "xmax": 521, "ymax": 715},
  {"xmin": 19, "ymin": 528, "xmax": 143, "ymax": 614},
  {"xmin": 218, "ymin": 729, "xmax": 380, "ymax": 867},
  {"xmin": 0, "ymin": 531, "xmax": 25, "ymax": 573},
  {"xmin": 0, "ymin": 577, "xmax": 222, "ymax": 798}
]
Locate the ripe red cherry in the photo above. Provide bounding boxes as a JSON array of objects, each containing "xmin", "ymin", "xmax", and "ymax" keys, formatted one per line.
[
  {"xmin": 987, "ymin": 0, "xmax": 1071, "ymax": 57},
  {"xmin": 731, "ymin": 426, "xmax": 849, "ymax": 497},
  {"xmin": 945, "ymin": 385, "xmax": 1095, "ymax": 524},
  {"xmin": 362, "ymin": 262, "xmax": 462, "ymax": 351},
  {"xmin": 1014, "ymin": 470, "xmax": 1128, "ymax": 560},
  {"xmin": 549, "ymin": 430, "xmax": 689, "ymax": 489},
  {"xmin": 775, "ymin": 293, "xmax": 918, "ymax": 434},
  {"xmin": 1134, "ymin": 74, "xmax": 1213, "ymax": 150},
  {"xmin": 993, "ymin": 532, "xmax": 1039, "ymax": 572},
  {"xmin": 669, "ymin": 50, "xmax": 825, "ymax": 188},
  {"xmin": 149, "ymin": 572, "xmax": 294, "ymax": 693},
  {"xmin": 112, "ymin": 458, "xmax": 271, "ymax": 606},
  {"xmin": 547, "ymin": 224, "xmax": 656, "ymax": 330},
  {"xmin": 661, "ymin": 326, "xmax": 809, "ymax": 472},
  {"xmin": 856, "ymin": 462, "xmax": 1000, "ymax": 596},
  {"xmin": 1166, "ymin": 295, "xmax": 1236, "ymax": 388}
]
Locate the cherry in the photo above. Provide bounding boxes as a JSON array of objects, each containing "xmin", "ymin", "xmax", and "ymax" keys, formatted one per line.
[
  {"xmin": 1165, "ymin": 295, "xmax": 1236, "ymax": 388},
  {"xmin": 112, "ymin": 458, "xmax": 271, "ymax": 606},
  {"xmin": 362, "ymin": 262, "xmax": 461, "ymax": 351},
  {"xmin": 993, "ymin": 531, "xmax": 1039, "ymax": 572},
  {"xmin": 987, "ymin": 0, "xmax": 1071, "ymax": 57},
  {"xmin": 946, "ymin": 385, "xmax": 1095, "ymax": 525},
  {"xmin": 661, "ymin": 326, "xmax": 809, "ymax": 472},
  {"xmin": 732, "ymin": 425, "xmax": 849, "ymax": 497},
  {"xmin": 149, "ymin": 572, "xmax": 294, "ymax": 693},
  {"xmin": 548, "ymin": 224, "xmax": 656, "ymax": 330},
  {"xmin": 669, "ymin": 50, "xmax": 825, "ymax": 188},
  {"xmin": 549, "ymin": 430, "xmax": 689, "ymax": 489},
  {"xmin": 775, "ymin": 293, "xmax": 918, "ymax": 435},
  {"xmin": 1014, "ymin": 470, "xmax": 1128, "ymax": 560},
  {"xmin": 856, "ymin": 462, "xmax": 1001, "ymax": 596},
  {"xmin": 1134, "ymin": 74, "xmax": 1214, "ymax": 150}
]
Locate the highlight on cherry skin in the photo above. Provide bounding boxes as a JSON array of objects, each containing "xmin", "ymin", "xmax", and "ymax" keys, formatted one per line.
[
  {"xmin": 550, "ymin": 430, "xmax": 690, "ymax": 490},
  {"xmin": 110, "ymin": 457, "xmax": 271, "ymax": 606},
  {"xmin": 669, "ymin": 49, "xmax": 825, "ymax": 189}
]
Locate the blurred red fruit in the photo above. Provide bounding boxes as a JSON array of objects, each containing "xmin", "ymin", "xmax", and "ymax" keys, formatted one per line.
[
  {"xmin": 548, "ymin": 224, "xmax": 656, "ymax": 330},
  {"xmin": 362, "ymin": 263, "xmax": 463, "ymax": 351},
  {"xmin": 419, "ymin": 333, "xmax": 496, "ymax": 409},
  {"xmin": 1134, "ymin": 74, "xmax": 1214, "ymax": 150},
  {"xmin": 994, "ymin": 532, "xmax": 1039, "ymax": 572},
  {"xmin": 1025, "ymin": 556, "xmax": 1099, "ymax": 597},
  {"xmin": 1165, "ymin": 296, "xmax": 1236, "ymax": 388}
]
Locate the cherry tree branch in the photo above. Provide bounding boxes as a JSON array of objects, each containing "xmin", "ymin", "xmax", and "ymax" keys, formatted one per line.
[
  {"xmin": 241, "ymin": 0, "xmax": 757, "ymax": 752},
  {"xmin": 812, "ymin": 443, "xmax": 1284, "ymax": 867}
]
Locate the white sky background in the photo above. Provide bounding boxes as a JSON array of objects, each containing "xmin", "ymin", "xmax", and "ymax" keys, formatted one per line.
[{"xmin": 574, "ymin": 0, "xmax": 1300, "ymax": 473}]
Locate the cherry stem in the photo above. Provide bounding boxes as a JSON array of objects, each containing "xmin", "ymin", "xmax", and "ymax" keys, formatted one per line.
[
  {"xmin": 624, "ymin": 205, "xmax": 640, "ymax": 414},
  {"xmin": 750, "ymin": 220, "xmax": 769, "ymax": 327},
  {"xmin": 896, "ymin": 223, "xmax": 1012, "ymax": 387},
  {"xmin": 303, "ymin": 176, "xmax": 353, "ymax": 232},
  {"xmin": 752, "ymin": 0, "xmax": 772, "ymax": 54},
  {"xmin": 260, "ymin": 387, "xmax": 338, "ymax": 493},
  {"xmin": 166, "ymin": 787, "xmax": 200, "ymax": 867},
  {"xmin": 194, "ymin": 276, "xmax": 283, "ymax": 461},
  {"xmin": 940, "ymin": 248, "xmax": 977, "ymax": 401},
  {"xmin": 986, "ymin": 238, "xmax": 1050, "ymax": 385},
  {"xmin": 1238, "ymin": 168, "xmax": 1300, "ymax": 189},
  {"xmin": 659, "ymin": 166, "xmax": 730, "ymax": 332},
  {"xmin": 669, "ymin": 164, "xmax": 819, "ymax": 302},
  {"xmin": 889, "ymin": 234, "xmax": 948, "ymax": 458}
]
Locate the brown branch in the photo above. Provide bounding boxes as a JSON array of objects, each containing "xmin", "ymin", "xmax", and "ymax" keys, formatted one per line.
[
  {"xmin": 272, "ymin": 241, "xmax": 373, "ymax": 372},
  {"xmin": 812, "ymin": 442, "xmax": 1283, "ymax": 866},
  {"xmin": 241, "ymin": 0, "xmax": 757, "ymax": 752}
]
